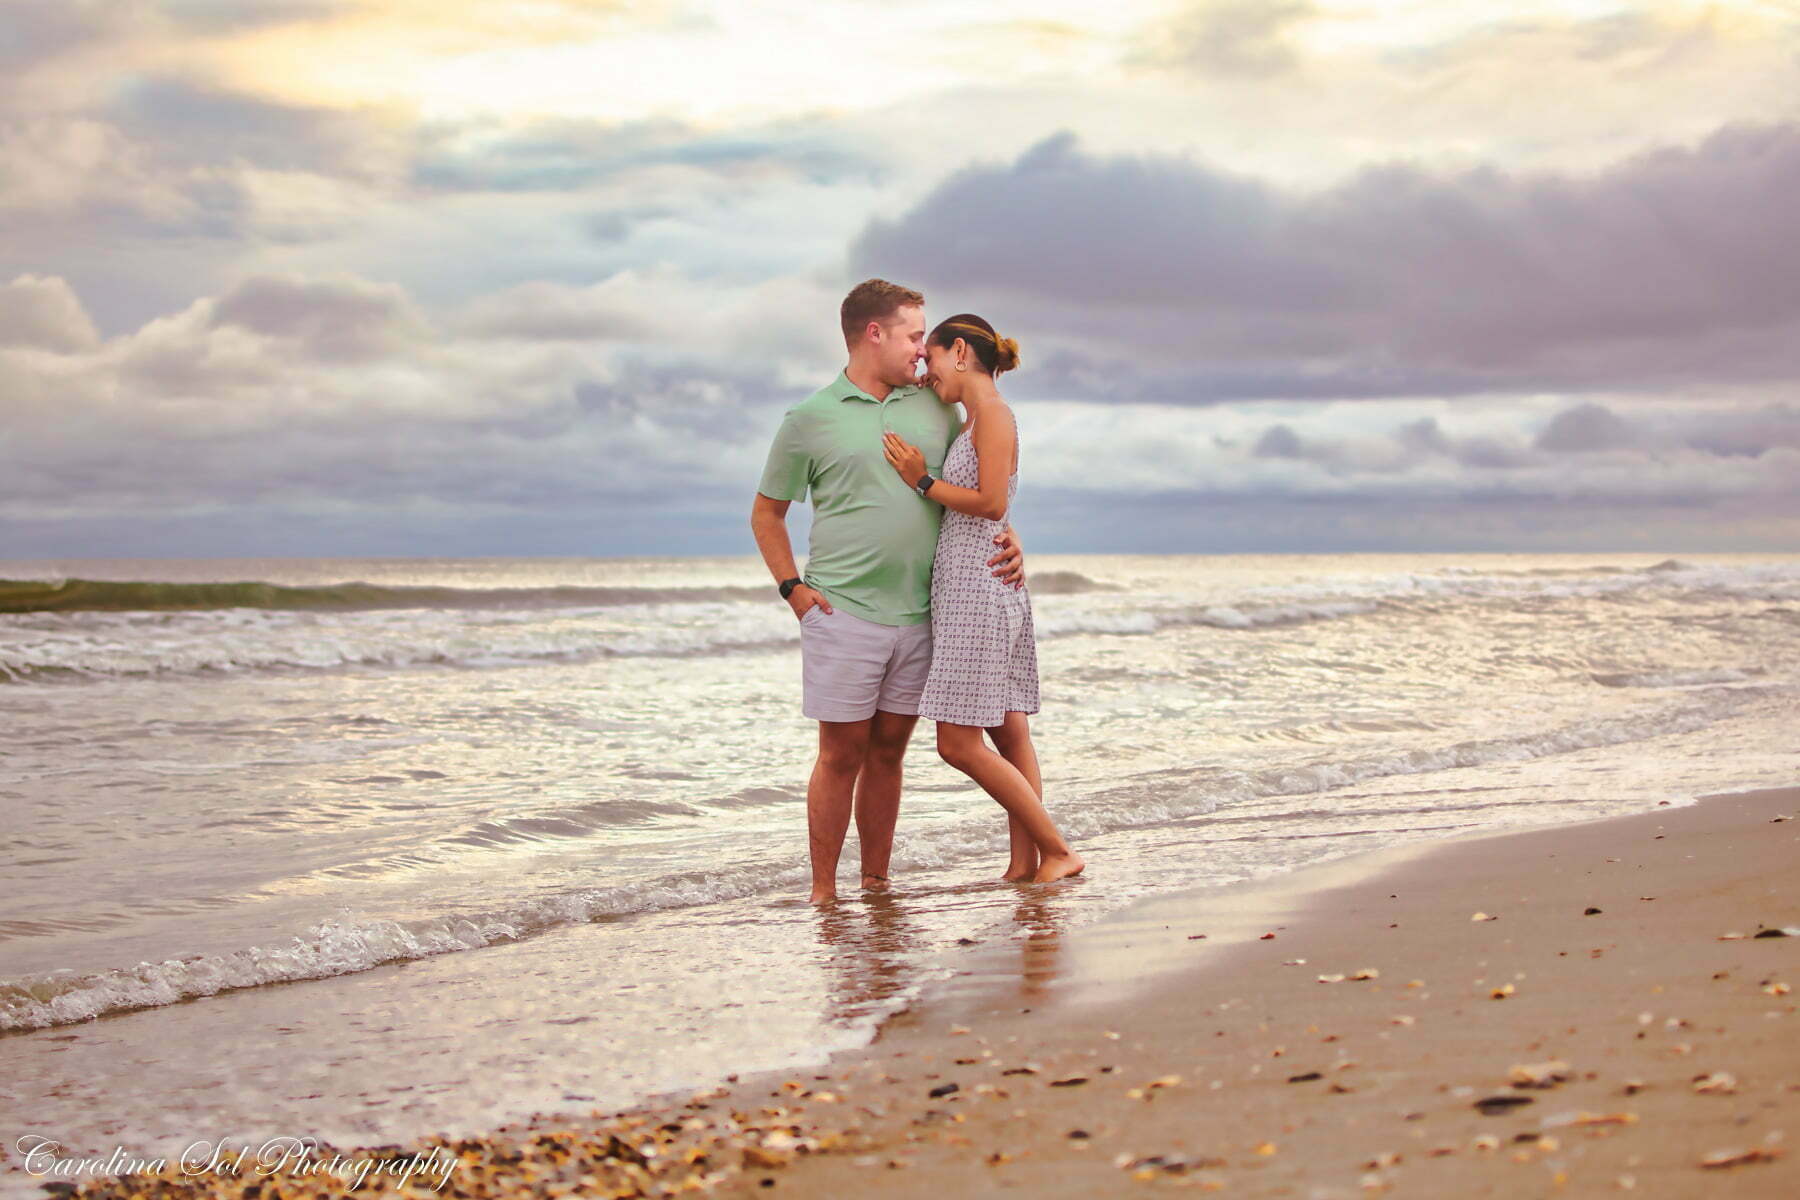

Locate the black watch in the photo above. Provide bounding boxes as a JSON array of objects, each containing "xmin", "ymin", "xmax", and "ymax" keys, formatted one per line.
[
  {"xmin": 914, "ymin": 473, "xmax": 936, "ymax": 497},
  {"xmin": 779, "ymin": 577, "xmax": 802, "ymax": 600}
]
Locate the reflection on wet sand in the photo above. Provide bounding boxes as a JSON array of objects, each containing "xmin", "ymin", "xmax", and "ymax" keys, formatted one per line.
[
  {"xmin": 813, "ymin": 888, "xmax": 926, "ymax": 1026},
  {"xmin": 812, "ymin": 880, "xmax": 1079, "ymax": 1026},
  {"xmin": 1009, "ymin": 886, "xmax": 1070, "ymax": 1003}
]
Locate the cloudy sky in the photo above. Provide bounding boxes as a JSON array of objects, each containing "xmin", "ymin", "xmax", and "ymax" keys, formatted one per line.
[{"xmin": 3, "ymin": 0, "xmax": 1797, "ymax": 558}]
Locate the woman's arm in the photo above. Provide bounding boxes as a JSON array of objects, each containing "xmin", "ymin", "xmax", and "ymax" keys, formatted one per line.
[{"xmin": 882, "ymin": 412, "xmax": 1014, "ymax": 521}]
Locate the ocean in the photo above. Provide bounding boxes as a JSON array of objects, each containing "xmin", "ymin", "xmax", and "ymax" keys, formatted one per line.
[{"xmin": 2, "ymin": 552, "xmax": 1796, "ymax": 1186}]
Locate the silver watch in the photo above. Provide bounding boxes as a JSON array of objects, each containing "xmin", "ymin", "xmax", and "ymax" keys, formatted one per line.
[{"xmin": 914, "ymin": 473, "xmax": 936, "ymax": 497}]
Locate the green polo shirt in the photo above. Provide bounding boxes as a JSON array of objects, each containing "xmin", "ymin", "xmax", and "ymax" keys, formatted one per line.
[{"xmin": 758, "ymin": 370, "xmax": 959, "ymax": 626}]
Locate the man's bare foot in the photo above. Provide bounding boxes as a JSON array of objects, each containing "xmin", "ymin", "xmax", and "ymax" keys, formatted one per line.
[
  {"xmin": 861, "ymin": 873, "xmax": 890, "ymax": 891},
  {"xmin": 1032, "ymin": 853, "xmax": 1085, "ymax": 883}
]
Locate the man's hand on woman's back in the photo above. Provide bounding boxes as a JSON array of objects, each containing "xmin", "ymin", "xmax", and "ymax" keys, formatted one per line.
[{"xmin": 989, "ymin": 527, "xmax": 1025, "ymax": 589}]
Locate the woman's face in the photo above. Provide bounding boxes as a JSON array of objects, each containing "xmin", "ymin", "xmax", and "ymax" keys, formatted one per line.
[{"xmin": 922, "ymin": 339, "xmax": 961, "ymax": 403}]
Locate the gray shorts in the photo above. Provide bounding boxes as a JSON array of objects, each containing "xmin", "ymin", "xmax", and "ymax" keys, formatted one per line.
[{"xmin": 799, "ymin": 606, "xmax": 933, "ymax": 723}]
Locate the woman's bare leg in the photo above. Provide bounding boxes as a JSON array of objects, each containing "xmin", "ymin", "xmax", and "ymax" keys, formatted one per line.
[
  {"xmin": 987, "ymin": 713, "xmax": 1042, "ymax": 881},
  {"xmin": 937, "ymin": 721, "xmax": 1083, "ymax": 883}
]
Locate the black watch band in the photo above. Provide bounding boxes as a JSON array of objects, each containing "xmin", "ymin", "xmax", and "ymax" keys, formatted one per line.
[{"xmin": 779, "ymin": 577, "xmax": 802, "ymax": 600}]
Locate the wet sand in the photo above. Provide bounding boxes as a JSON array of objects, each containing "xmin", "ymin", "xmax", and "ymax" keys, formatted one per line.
[{"xmin": 11, "ymin": 787, "xmax": 1797, "ymax": 1198}]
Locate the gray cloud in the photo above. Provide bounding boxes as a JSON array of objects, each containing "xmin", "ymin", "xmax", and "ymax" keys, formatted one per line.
[
  {"xmin": 444, "ymin": 269, "xmax": 844, "ymax": 368},
  {"xmin": 570, "ymin": 359, "xmax": 785, "ymax": 440},
  {"xmin": 582, "ymin": 205, "xmax": 678, "ymax": 242},
  {"xmin": 852, "ymin": 123, "xmax": 1800, "ymax": 401},
  {"xmin": 1395, "ymin": 417, "xmax": 1451, "ymax": 456},
  {"xmin": 1223, "ymin": 400, "xmax": 1800, "ymax": 486},
  {"xmin": 455, "ymin": 280, "xmax": 655, "ymax": 342},
  {"xmin": 413, "ymin": 115, "xmax": 881, "ymax": 194},
  {"xmin": 1682, "ymin": 403, "xmax": 1800, "ymax": 458},
  {"xmin": 1453, "ymin": 435, "xmax": 1536, "ymax": 471},
  {"xmin": 158, "ymin": 0, "xmax": 350, "ymax": 33},
  {"xmin": 1534, "ymin": 402, "xmax": 1636, "ymax": 453},
  {"xmin": 1243, "ymin": 413, "xmax": 1513, "ymax": 475},
  {"xmin": 1530, "ymin": 399, "xmax": 1800, "ymax": 465},
  {"xmin": 0, "ymin": 1, "xmax": 348, "ymax": 85},
  {"xmin": 209, "ymin": 275, "xmax": 427, "ymax": 362},
  {"xmin": 101, "ymin": 76, "xmax": 403, "ymax": 180},
  {"xmin": 0, "ymin": 70, "xmax": 409, "ymax": 333},
  {"xmin": 0, "ymin": 274, "xmax": 101, "ymax": 351},
  {"xmin": 1251, "ymin": 423, "xmax": 1304, "ymax": 458},
  {"xmin": 0, "ymin": 0, "xmax": 119, "ymax": 73},
  {"xmin": 0, "ymin": 78, "xmax": 403, "ymax": 271},
  {"xmin": 1020, "ymin": 346, "xmax": 1491, "ymax": 405}
]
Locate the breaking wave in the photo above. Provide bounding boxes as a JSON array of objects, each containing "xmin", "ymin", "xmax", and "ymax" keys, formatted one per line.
[
  {"xmin": 0, "ymin": 577, "xmax": 776, "ymax": 614},
  {"xmin": 0, "ymin": 571, "xmax": 1115, "ymax": 614}
]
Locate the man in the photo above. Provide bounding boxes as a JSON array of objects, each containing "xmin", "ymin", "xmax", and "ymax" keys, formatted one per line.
[{"xmin": 751, "ymin": 279, "xmax": 1025, "ymax": 904}]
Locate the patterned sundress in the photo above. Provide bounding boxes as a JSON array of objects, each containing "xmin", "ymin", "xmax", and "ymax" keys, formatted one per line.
[{"xmin": 917, "ymin": 408, "xmax": 1040, "ymax": 728}]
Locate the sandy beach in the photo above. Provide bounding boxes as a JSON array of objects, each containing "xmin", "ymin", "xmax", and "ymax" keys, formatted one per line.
[{"xmin": 13, "ymin": 783, "xmax": 1794, "ymax": 1199}]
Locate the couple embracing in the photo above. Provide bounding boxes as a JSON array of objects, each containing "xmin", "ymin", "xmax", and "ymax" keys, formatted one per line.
[{"xmin": 750, "ymin": 279, "xmax": 1085, "ymax": 904}]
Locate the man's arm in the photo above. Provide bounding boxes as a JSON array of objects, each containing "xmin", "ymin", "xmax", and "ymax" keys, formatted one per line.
[
  {"xmin": 751, "ymin": 492, "xmax": 832, "ymax": 619},
  {"xmin": 753, "ymin": 407, "xmax": 833, "ymax": 619}
]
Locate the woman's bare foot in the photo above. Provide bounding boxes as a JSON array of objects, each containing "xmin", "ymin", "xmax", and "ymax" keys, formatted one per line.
[
  {"xmin": 861, "ymin": 873, "xmax": 890, "ymax": 891},
  {"xmin": 1032, "ymin": 852, "xmax": 1085, "ymax": 883},
  {"xmin": 810, "ymin": 886, "xmax": 837, "ymax": 905},
  {"xmin": 1001, "ymin": 859, "xmax": 1037, "ymax": 882}
]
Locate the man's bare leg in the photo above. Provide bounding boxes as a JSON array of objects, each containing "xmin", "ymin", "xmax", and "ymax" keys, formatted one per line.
[
  {"xmin": 856, "ymin": 709, "xmax": 918, "ymax": 889},
  {"xmin": 809, "ymin": 718, "xmax": 872, "ymax": 904},
  {"xmin": 988, "ymin": 712, "xmax": 1042, "ymax": 881}
]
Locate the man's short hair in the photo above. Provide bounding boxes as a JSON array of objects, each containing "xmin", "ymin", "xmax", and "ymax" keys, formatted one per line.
[{"xmin": 840, "ymin": 279, "xmax": 924, "ymax": 348}]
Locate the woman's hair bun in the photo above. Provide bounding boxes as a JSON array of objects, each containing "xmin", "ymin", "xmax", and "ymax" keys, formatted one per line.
[{"xmin": 992, "ymin": 335, "xmax": 1020, "ymax": 376}]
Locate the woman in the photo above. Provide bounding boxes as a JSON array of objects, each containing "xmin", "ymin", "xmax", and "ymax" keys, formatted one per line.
[{"xmin": 882, "ymin": 314, "xmax": 1085, "ymax": 884}]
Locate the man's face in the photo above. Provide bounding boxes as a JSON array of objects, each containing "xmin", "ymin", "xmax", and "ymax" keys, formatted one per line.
[{"xmin": 877, "ymin": 305, "xmax": 926, "ymax": 387}]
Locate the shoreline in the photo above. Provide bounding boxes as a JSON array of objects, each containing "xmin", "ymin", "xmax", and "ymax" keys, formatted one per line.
[{"xmin": 10, "ymin": 785, "xmax": 1798, "ymax": 1197}]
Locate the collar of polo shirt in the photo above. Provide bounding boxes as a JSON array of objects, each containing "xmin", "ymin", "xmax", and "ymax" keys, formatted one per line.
[{"xmin": 835, "ymin": 369, "xmax": 919, "ymax": 403}]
